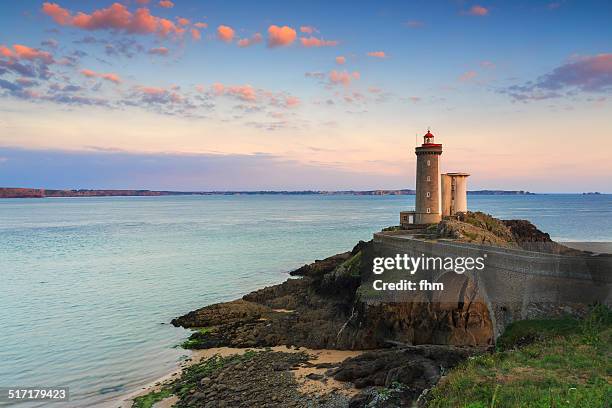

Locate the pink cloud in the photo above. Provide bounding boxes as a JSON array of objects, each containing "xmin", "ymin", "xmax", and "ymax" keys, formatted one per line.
[
  {"xmin": 217, "ymin": 25, "xmax": 235, "ymax": 42},
  {"xmin": 191, "ymin": 28, "xmax": 201, "ymax": 40},
  {"xmin": 177, "ymin": 17, "xmax": 190, "ymax": 26},
  {"xmin": 284, "ymin": 96, "xmax": 300, "ymax": 107},
  {"xmin": 193, "ymin": 22, "xmax": 207, "ymax": 29},
  {"xmin": 212, "ymin": 83, "xmax": 256, "ymax": 101},
  {"xmin": 367, "ymin": 51, "xmax": 386, "ymax": 58},
  {"xmin": 158, "ymin": 0, "xmax": 174, "ymax": 8},
  {"xmin": 148, "ymin": 46, "xmax": 169, "ymax": 55},
  {"xmin": 0, "ymin": 45, "xmax": 14, "ymax": 58},
  {"xmin": 329, "ymin": 70, "xmax": 360, "ymax": 86},
  {"xmin": 335, "ymin": 56, "xmax": 345, "ymax": 65},
  {"xmin": 80, "ymin": 68, "xmax": 121, "ymax": 83},
  {"xmin": 267, "ymin": 25, "xmax": 296, "ymax": 47},
  {"xmin": 1, "ymin": 43, "xmax": 56, "ymax": 75},
  {"xmin": 11, "ymin": 44, "xmax": 54, "ymax": 63},
  {"xmin": 237, "ymin": 33, "xmax": 263, "ymax": 48},
  {"xmin": 300, "ymin": 37, "xmax": 338, "ymax": 47},
  {"xmin": 300, "ymin": 26, "xmax": 315, "ymax": 34},
  {"xmin": 459, "ymin": 70, "xmax": 478, "ymax": 81},
  {"xmin": 41, "ymin": 2, "xmax": 184, "ymax": 37},
  {"xmin": 480, "ymin": 60, "xmax": 495, "ymax": 69},
  {"xmin": 467, "ymin": 5, "xmax": 489, "ymax": 16},
  {"xmin": 135, "ymin": 85, "xmax": 183, "ymax": 104},
  {"xmin": 211, "ymin": 82, "xmax": 300, "ymax": 109},
  {"xmin": 135, "ymin": 0, "xmax": 150, "ymax": 4}
]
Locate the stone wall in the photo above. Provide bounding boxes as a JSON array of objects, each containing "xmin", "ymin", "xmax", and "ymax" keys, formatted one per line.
[{"xmin": 362, "ymin": 233, "xmax": 612, "ymax": 340}]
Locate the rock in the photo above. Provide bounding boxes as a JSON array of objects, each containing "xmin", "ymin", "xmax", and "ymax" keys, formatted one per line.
[{"xmin": 305, "ymin": 373, "xmax": 324, "ymax": 381}]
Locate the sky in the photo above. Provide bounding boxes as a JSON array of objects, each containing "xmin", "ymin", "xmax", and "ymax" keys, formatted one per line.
[{"xmin": 0, "ymin": 0, "xmax": 611, "ymax": 192}]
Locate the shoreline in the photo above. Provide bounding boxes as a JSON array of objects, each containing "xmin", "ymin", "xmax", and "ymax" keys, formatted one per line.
[{"xmin": 119, "ymin": 346, "xmax": 364, "ymax": 408}]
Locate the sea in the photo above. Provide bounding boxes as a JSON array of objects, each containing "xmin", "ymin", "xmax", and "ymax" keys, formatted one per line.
[{"xmin": 1, "ymin": 194, "xmax": 611, "ymax": 407}]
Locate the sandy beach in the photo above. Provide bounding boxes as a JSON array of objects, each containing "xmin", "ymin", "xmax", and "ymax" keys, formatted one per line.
[{"xmin": 119, "ymin": 346, "xmax": 363, "ymax": 408}]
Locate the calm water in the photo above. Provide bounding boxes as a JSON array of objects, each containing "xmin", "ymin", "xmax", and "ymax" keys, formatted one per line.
[{"xmin": 1, "ymin": 194, "xmax": 611, "ymax": 407}]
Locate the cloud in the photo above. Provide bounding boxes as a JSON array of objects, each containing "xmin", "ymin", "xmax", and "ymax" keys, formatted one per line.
[
  {"xmin": 80, "ymin": 68, "xmax": 122, "ymax": 83},
  {"xmin": 214, "ymin": 83, "xmax": 257, "ymax": 101},
  {"xmin": 0, "ymin": 147, "xmax": 408, "ymax": 191},
  {"xmin": 41, "ymin": 2, "xmax": 185, "ymax": 37},
  {"xmin": 305, "ymin": 71, "xmax": 325, "ymax": 79},
  {"xmin": 158, "ymin": 0, "xmax": 174, "ymax": 8},
  {"xmin": 267, "ymin": 25, "xmax": 296, "ymax": 47},
  {"xmin": 148, "ymin": 46, "xmax": 169, "ymax": 56},
  {"xmin": 237, "ymin": 33, "xmax": 263, "ymax": 48},
  {"xmin": 300, "ymin": 26, "xmax": 316, "ymax": 34},
  {"xmin": 501, "ymin": 53, "xmax": 612, "ymax": 101},
  {"xmin": 459, "ymin": 70, "xmax": 478, "ymax": 81},
  {"xmin": 217, "ymin": 25, "xmax": 235, "ymax": 42},
  {"xmin": 41, "ymin": 39, "xmax": 59, "ymax": 49},
  {"xmin": 0, "ymin": 44, "xmax": 55, "ymax": 78},
  {"xmin": 284, "ymin": 96, "xmax": 300, "ymax": 107},
  {"xmin": 405, "ymin": 20, "xmax": 424, "ymax": 28},
  {"xmin": 367, "ymin": 51, "xmax": 386, "ymax": 58},
  {"xmin": 191, "ymin": 28, "xmax": 201, "ymax": 40},
  {"xmin": 480, "ymin": 60, "xmax": 495, "ymax": 69},
  {"xmin": 177, "ymin": 17, "xmax": 190, "ymax": 26},
  {"xmin": 103, "ymin": 38, "xmax": 145, "ymax": 58},
  {"xmin": 136, "ymin": 0, "xmax": 150, "ymax": 4},
  {"xmin": 209, "ymin": 82, "xmax": 300, "ymax": 109},
  {"xmin": 329, "ymin": 70, "xmax": 360, "ymax": 86},
  {"xmin": 194, "ymin": 22, "xmax": 207, "ymax": 29},
  {"xmin": 466, "ymin": 5, "xmax": 489, "ymax": 16},
  {"xmin": 335, "ymin": 56, "xmax": 345, "ymax": 65},
  {"xmin": 1, "ymin": 44, "xmax": 54, "ymax": 63},
  {"xmin": 300, "ymin": 37, "xmax": 338, "ymax": 47}
]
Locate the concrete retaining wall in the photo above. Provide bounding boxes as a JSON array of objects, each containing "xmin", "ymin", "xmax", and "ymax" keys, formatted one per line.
[{"xmin": 366, "ymin": 233, "xmax": 612, "ymax": 339}]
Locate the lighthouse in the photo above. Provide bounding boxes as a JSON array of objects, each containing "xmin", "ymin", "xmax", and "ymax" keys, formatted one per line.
[
  {"xmin": 400, "ymin": 129, "xmax": 469, "ymax": 228},
  {"xmin": 414, "ymin": 129, "xmax": 443, "ymax": 224}
]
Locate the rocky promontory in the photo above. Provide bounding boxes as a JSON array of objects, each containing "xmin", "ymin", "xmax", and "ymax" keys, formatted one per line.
[{"xmin": 161, "ymin": 213, "xmax": 595, "ymax": 407}]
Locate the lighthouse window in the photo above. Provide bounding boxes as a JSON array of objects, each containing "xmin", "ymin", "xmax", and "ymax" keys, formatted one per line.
[
  {"xmin": 426, "ymin": 192, "xmax": 431, "ymax": 198},
  {"xmin": 426, "ymin": 208, "xmax": 431, "ymax": 213},
  {"xmin": 427, "ymin": 160, "xmax": 431, "ymax": 166},
  {"xmin": 426, "ymin": 176, "xmax": 431, "ymax": 182}
]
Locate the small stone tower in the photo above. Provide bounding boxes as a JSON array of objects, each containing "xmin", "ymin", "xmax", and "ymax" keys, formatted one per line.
[
  {"xmin": 441, "ymin": 172, "xmax": 470, "ymax": 216},
  {"xmin": 414, "ymin": 130, "xmax": 442, "ymax": 224}
]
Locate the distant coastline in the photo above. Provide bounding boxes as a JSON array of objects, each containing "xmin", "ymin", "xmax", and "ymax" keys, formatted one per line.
[{"xmin": 0, "ymin": 187, "xmax": 538, "ymax": 199}]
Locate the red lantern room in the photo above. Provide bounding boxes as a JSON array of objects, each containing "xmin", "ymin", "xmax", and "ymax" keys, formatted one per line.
[{"xmin": 422, "ymin": 129, "xmax": 441, "ymax": 146}]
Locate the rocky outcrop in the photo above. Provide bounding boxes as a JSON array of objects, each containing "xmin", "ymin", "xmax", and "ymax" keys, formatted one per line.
[
  {"xmin": 332, "ymin": 345, "xmax": 481, "ymax": 407},
  {"xmin": 172, "ymin": 237, "xmax": 494, "ymax": 350},
  {"xmin": 503, "ymin": 219, "xmax": 586, "ymax": 255},
  {"xmin": 436, "ymin": 212, "xmax": 518, "ymax": 248}
]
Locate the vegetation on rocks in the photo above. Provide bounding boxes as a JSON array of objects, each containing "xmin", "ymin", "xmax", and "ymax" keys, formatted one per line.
[
  {"xmin": 132, "ymin": 351, "xmax": 259, "ymax": 408},
  {"xmin": 436, "ymin": 211, "xmax": 518, "ymax": 247},
  {"xmin": 426, "ymin": 305, "xmax": 612, "ymax": 408}
]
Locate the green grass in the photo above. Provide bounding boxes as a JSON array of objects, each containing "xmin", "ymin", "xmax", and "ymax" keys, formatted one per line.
[
  {"xmin": 427, "ymin": 305, "xmax": 612, "ymax": 408},
  {"xmin": 343, "ymin": 251, "xmax": 362, "ymax": 277}
]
